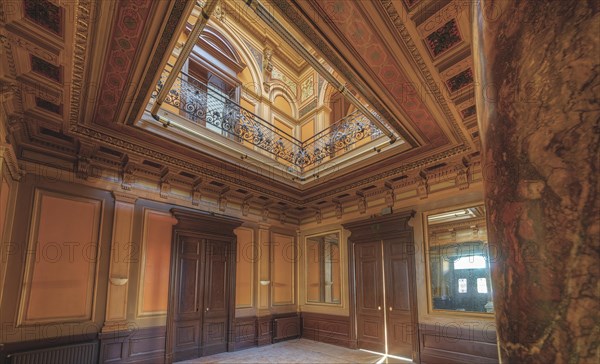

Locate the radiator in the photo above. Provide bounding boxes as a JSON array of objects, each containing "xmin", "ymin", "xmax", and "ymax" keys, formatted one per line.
[
  {"xmin": 7, "ymin": 341, "xmax": 98, "ymax": 364},
  {"xmin": 273, "ymin": 316, "xmax": 300, "ymax": 341}
]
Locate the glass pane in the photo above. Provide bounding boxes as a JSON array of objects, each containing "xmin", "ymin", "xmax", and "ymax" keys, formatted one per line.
[
  {"xmin": 458, "ymin": 278, "xmax": 467, "ymax": 293},
  {"xmin": 454, "ymin": 255, "xmax": 487, "ymax": 270},
  {"xmin": 305, "ymin": 232, "xmax": 341, "ymax": 304},
  {"xmin": 426, "ymin": 204, "xmax": 494, "ymax": 314},
  {"xmin": 477, "ymin": 278, "xmax": 488, "ymax": 293}
]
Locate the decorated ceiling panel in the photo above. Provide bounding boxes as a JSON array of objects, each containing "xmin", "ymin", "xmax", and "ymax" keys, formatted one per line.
[{"xmin": 1, "ymin": 0, "xmax": 483, "ymax": 216}]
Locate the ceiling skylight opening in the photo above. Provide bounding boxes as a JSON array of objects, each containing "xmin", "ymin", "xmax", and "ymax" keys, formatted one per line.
[{"xmin": 144, "ymin": 0, "xmax": 405, "ymax": 181}]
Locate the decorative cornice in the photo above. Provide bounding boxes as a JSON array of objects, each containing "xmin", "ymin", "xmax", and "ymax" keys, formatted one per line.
[
  {"xmin": 304, "ymin": 144, "xmax": 469, "ymax": 203},
  {"xmin": 378, "ymin": 0, "xmax": 470, "ymax": 147},
  {"xmin": 68, "ymin": 0, "xmax": 93, "ymax": 128},
  {"xmin": 125, "ymin": 0, "xmax": 190, "ymax": 126},
  {"xmin": 69, "ymin": 124, "xmax": 304, "ymax": 204}
]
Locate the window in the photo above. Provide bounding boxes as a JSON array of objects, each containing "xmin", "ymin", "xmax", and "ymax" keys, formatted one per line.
[
  {"xmin": 458, "ymin": 278, "xmax": 467, "ymax": 293},
  {"xmin": 477, "ymin": 278, "xmax": 488, "ymax": 293},
  {"xmin": 454, "ymin": 255, "xmax": 487, "ymax": 270}
]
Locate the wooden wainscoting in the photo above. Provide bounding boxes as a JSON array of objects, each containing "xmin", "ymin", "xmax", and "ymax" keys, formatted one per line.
[
  {"xmin": 419, "ymin": 323, "xmax": 499, "ymax": 364},
  {"xmin": 257, "ymin": 316, "xmax": 273, "ymax": 347},
  {"xmin": 273, "ymin": 315, "xmax": 301, "ymax": 342},
  {"xmin": 99, "ymin": 326, "xmax": 166, "ymax": 364},
  {"xmin": 301, "ymin": 313, "xmax": 351, "ymax": 348},
  {"xmin": 231, "ymin": 317, "xmax": 257, "ymax": 351},
  {"xmin": 231, "ymin": 314, "xmax": 301, "ymax": 350}
]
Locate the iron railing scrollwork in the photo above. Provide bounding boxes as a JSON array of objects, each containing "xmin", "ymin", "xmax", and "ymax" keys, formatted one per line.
[{"xmin": 152, "ymin": 70, "xmax": 386, "ymax": 171}]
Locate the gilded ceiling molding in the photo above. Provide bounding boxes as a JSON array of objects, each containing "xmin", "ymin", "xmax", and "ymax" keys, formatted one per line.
[
  {"xmin": 0, "ymin": 32, "xmax": 23, "ymax": 115},
  {"xmin": 68, "ymin": 0, "xmax": 93, "ymax": 128},
  {"xmin": 1, "ymin": 31, "xmax": 58, "ymax": 63},
  {"xmin": 125, "ymin": 0, "xmax": 190, "ymax": 126},
  {"xmin": 378, "ymin": 0, "xmax": 470, "ymax": 147}
]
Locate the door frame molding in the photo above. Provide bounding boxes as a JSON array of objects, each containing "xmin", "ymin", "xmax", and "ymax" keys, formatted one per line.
[
  {"xmin": 165, "ymin": 208, "xmax": 242, "ymax": 363},
  {"xmin": 343, "ymin": 210, "xmax": 419, "ymax": 361}
]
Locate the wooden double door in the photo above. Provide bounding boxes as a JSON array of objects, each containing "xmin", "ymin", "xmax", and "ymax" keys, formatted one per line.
[
  {"xmin": 345, "ymin": 212, "xmax": 419, "ymax": 361},
  {"xmin": 166, "ymin": 210, "xmax": 242, "ymax": 363}
]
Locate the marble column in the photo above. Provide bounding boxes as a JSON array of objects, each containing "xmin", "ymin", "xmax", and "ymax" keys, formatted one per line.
[{"xmin": 472, "ymin": 1, "xmax": 599, "ymax": 362}]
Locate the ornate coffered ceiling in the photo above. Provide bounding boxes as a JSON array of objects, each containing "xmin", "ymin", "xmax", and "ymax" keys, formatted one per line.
[{"xmin": 1, "ymin": 0, "xmax": 481, "ymax": 220}]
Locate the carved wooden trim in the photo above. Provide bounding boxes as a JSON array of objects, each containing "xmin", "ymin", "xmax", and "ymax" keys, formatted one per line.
[{"xmin": 170, "ymin": 208, "xmax": 243, "ymax": 235}]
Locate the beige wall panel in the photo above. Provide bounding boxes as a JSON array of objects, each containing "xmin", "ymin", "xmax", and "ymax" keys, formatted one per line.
[
  {"xmin": 301, "ymin": 119, "xmax": 314, "ymax": 141},
  {"xmin": 21, "ymin": 192, "xmax": 101, "ymax": 323},
  {"xmin": 235, "ymin": 227, "xmax": 254, "ymax": 308},
  {"xmin": 274, "ymin": 118, "xmax": 293, "ymax": 136},
  {"xmin": 271, "ymin": 233, "xmax": 294, "ymax": 305},
  {"xmin": 273, "ymin": 95, "xmax": 293, "ymax": 117},
  {"xmin": 105, "ymin": 200, "xmax": 135, "ymax": 322},
  {"xmin": 139, "ymin": 210, "xmax": 175, "ymax": 315}
]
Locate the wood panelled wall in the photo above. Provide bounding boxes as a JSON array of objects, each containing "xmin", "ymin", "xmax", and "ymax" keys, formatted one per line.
[
  {"xmin": 0, "ymin": 168, "xmax": 496, "ymax": 363},
  {"xmin": 0, "ymin": 177, "xmax": 114, "ymax": 361},
  {"xmin": 0, "ymin": 173, "xmax": 299, "ymax": 363}
]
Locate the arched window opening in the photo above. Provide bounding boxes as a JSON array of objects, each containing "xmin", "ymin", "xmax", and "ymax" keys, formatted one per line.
[{"xmin": 182, "ymin": 26, "xmax": 247, "ymax": 138}]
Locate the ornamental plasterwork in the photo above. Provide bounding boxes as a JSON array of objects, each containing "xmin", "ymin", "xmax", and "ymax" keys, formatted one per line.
[
  {"xmin": 335, "ymin": 202, "xmax": 343, "ymax": 219},
  {"xmin": 271, "ymin": 68, "xmax": 297, "ymax": 97},
  {"xmin": 68, "ymin": 0, "xmax": 94, "ymax": 128},
  {"xmin": 301, "ymin": 76, "xmax": 314, "ymax": 101},
  {"xmin": 378, "ymin": 0, "xmax": 471, "ymax": 146}
]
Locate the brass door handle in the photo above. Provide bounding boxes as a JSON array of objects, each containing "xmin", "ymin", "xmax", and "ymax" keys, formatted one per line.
[
  {"xmin": 378, "ymin": 306, "xmax": 381, "ymax": 310},
  {"xmin": 206, "ymin": 307, "xmax": 210, "ymax": 311},
  {"xmin": 389, "ymin": 307, "xmax": 393, "ymax": 311}
]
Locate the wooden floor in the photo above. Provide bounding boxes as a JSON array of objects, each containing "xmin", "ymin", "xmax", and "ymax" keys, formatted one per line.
[{"xmin": 178, "ymin": 339, "xmax": 412, "ymax": 363}]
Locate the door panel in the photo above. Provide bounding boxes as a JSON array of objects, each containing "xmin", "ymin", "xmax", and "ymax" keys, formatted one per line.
[
  {"xmin": 173, "ymin": 237, "xmax": 204, "ymax": 361},
  {"xmin": 178, "ymin": 257, "xmax": 200, "ymax": 316},
  {"xmin": 202, "ymin": 240, "xmax": 229, "ymax": 356},
  {"xmin": 384, "ymin": 240, "xmax": 415, "ymax": 359},
  {"xmin": 354, "ymin": 242, "xmax": 385, "ymax": 353}
]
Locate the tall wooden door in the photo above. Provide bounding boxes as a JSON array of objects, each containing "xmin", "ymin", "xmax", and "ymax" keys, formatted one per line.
[
  {"xmin": 354, "ymin": 242, "xmax": 385, "ymax": 353},
  {"xmin": 172, "ymin": 236, "xmax": 205, "ymax": 361},
  {"xmin": 345, "ymin": 212, "xmax": 419, "ymax": 362},
  {"xmin": 166, "ymin": 209, "xmax": 242, "ymax": 364},
  {"xmin": 384, "ymin": 239, "xmax": 415, "ymax": 358},
  {"xmin": 201, "ymin": 240, "xmax": 230, "ymax": 356}
]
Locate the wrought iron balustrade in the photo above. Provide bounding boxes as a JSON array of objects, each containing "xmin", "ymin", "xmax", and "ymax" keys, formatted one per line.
[
  {"xmin": 301, "ymin": 110, "xmax": 384, "ymax": 165},
  {"xmin": 152, "ymin": 70, "xmax": 386, "ymax": 171}
]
